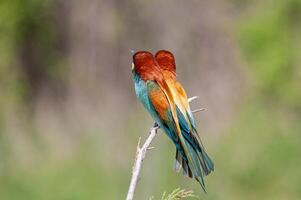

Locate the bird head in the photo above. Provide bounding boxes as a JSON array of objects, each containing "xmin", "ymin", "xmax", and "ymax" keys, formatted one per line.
[
  {"xmin": 132, "ymin": 51, "xmax": 163, "ymax": 81},
  {"xmin": 155, "ymin": 50, "xmax": 176, "ymax": 75}
]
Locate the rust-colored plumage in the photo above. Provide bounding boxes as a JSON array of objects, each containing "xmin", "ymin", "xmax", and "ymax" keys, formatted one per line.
[
  {"xmin": 133, "ymin": 51, "xmax": 163, "ymax": 82},
  {"xmin": 155, "ymin": 50, "xmax": 176, "ymax": 74}
]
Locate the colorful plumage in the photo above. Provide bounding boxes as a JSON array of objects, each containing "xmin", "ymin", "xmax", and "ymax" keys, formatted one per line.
[{"xmin": 132, "ymin": 50, "xmax": 214, "ymax": 192}]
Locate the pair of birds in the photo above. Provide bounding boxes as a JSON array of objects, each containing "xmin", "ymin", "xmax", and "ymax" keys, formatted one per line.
[{"xmin": 131, "ymin": 50, "xmax": 214, "ymax": 192}]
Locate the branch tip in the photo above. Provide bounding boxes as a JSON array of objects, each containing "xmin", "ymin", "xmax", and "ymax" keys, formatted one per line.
[
  {"xmin": 188, "ymin": 96, "xmax": 198, "ymax": 103},
  {"xmin": 192, "ymin": 108, "xmax": 206, "ymax": 113}
]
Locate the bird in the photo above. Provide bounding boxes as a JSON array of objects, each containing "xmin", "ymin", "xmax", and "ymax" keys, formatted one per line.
[{"xmin": 132, "ymin": 51, "xmax": 213, "ymax": 192}]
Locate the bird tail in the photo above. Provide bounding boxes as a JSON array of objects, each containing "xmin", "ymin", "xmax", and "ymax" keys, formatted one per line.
[
  {"xmin": 200, "ymin": 148, "xmax": 214, "ymax": 176},
  {"xmin": 175, "ymin": 149, "xmax": 193, "ymax": 177},
  {"xmin": 174, "ymin": 139, "xmax": 214, "ymax": 192}
]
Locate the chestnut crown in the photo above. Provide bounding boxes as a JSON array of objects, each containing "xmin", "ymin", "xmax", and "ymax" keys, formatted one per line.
[
  {"xmin": 132, "ymin": 51, "xmax": 162, "ymax": 81},
  {"xmin": 155, "ymin": 50, "xmax": 176, "ymax": 73}
]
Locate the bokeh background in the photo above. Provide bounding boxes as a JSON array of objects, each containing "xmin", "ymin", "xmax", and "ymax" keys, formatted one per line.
[{"xmin": 0, "ymin": 0, "xmax": 301, "ymax": 199}]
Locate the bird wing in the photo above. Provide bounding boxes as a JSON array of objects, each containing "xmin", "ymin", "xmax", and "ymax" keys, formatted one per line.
[
  {"xmin": 146, "ymin": 80, "xmax": 179, "ymax": 144},
  {"xmin": 147, "ymin": 80, "xmax": 207, "ymax": 190},
  {"xmin": 163, "ymin": 75, "xmax": 200, "ymax": 145},
  {"xmin": 161, "ymin": 71, "xmax": 197, "ymax": 131},
  {"xmin": 175, "ymin": 81, "xmax": 197, "ymax": 131},
  {"xmin": 164, "ymin": 75, "xmax": 214, "ymax": 176}
]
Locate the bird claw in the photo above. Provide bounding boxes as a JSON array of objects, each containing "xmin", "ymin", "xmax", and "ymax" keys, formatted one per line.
[{"xmin": 153, "ymin": 122, "xmax": 160, "ymax": 129}]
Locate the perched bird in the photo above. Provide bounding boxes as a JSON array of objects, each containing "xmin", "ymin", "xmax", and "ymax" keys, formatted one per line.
[{"xmin": 132, "ymin": 51, "xmax": 213, "ymax": 191}]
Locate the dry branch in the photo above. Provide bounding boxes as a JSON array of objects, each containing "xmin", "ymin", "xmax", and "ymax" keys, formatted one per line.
[{"xmin": 126, "ymin": 124, "xmax": 159, "ymax": 200}]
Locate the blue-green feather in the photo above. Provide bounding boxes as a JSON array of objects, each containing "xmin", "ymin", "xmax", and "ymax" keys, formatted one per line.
[{"xmin": 133, "ymin": 72, "xmax": 177, "ymax": 143}]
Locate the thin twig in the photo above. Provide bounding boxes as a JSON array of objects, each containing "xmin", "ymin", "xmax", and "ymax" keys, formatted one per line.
[
  {"xmin": 126, "ymin": 123, "xmax": 159, "ymax": 200},
  {"xmin": 192, "ymin": 108, "xmax": 205, "ymax": 113},
  {"xmin": 188, "ymin": 96, "xmax": 198, "ymax": 103}
]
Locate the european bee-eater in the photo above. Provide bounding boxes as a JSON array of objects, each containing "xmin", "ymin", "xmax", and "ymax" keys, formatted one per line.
[{"xmin": 132, "ymin": 51, "xmax": 213, "ymax": 192}]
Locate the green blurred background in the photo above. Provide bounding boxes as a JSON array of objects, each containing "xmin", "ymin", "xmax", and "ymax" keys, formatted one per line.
[{"xmin": 0, "ymin": 0, "xmax": 300, "ymax": 199}]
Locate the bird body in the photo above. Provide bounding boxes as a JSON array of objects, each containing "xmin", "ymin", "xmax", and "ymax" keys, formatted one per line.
[{"xmin": 132, "ymin": 51, "xmax": 213, "ymax": 192}]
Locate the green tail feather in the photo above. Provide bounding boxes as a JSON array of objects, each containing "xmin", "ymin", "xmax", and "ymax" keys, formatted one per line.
[
  {"xmin": 202, "ymin": 151, "xmax": 214, "ymax": 175},
  {"xmin": 175, "ymin": 138, "xmax": 207, "ymax": 192}
]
